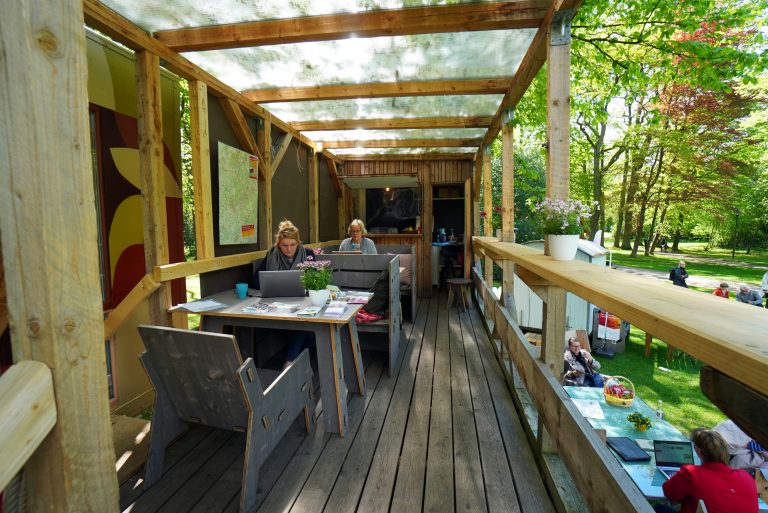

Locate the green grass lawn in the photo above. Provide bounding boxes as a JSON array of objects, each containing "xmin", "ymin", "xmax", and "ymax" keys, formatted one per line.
[{"xmin": 186, "ymin": 274, "xmax": 201, "ymax": 330}]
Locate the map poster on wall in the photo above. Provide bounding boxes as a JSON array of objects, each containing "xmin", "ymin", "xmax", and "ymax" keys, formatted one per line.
[{"xmin": 218, "ymin": 141, "xmax": 259, "ymax": 245}]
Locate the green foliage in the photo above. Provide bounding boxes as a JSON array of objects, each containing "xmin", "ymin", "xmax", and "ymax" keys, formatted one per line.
[
  {"xmin": 179, "ymin": 80, "xmax": 196, "ymax": 259},
  {"xmin": 627, "ymin": 412, "xmax": 652, "ymax": 431}
]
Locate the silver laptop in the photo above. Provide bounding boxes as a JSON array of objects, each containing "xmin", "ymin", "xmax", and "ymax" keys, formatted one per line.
[
  {"xmin": 258, "ymin": 270, "xmax": 306, "ymax": 298},
  {"xmin": 654, "ymin": 440, "xmax": 694, "ymax": 479}
]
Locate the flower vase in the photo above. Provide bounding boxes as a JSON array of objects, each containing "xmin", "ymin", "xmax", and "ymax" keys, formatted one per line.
[
  {"xmin": 308, "ymin": 288, "xmax": 330, "ymax": 306},
  {"xmin": 547, "ymin": 234, "xmax": 579, "ymax": 261}
]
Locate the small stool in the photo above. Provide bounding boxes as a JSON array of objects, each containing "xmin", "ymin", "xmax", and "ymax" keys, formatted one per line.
[{"xmin": 446, "ymin": 278, "xmax": 473, "ymax": 311}]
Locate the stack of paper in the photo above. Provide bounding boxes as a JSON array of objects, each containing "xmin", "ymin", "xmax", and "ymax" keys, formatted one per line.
[
  {"xmin": 323, "ymin": 301, "xmax": 347, "ymax": 317},
  {"xmin": 178, "ymin": 299, "xmax": 227, "ymax": 312},
  {"xmin": 297, "ymin": 306, "xmax": 322, "ymax": 317}
]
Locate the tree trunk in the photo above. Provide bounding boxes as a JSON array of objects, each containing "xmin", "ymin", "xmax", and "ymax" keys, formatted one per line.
[
  {"xmin": 672, "ymin": 212, "xmax": 684, "ymax": 251},
  {"xmin": 614, "ymin": 158, "xmax": 629, "ymax": 247}
]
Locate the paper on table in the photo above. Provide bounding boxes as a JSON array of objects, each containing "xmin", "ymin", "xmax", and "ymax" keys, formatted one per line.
[
  {"xmin": 323, "ymin": 301, "xmax": 347, "ymax": 317},
  {"xmin": 178, "ymin": 299, "xmax": 227, "ymax": 312},
  {"xmin": 572, "ymin": 398, "xmax": 606, "ymax": 419}
]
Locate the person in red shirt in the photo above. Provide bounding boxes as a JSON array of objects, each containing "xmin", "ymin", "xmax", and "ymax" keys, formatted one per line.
[
  {"xmin": 654, "ymin": 428, "xmax": 758, "ymax": 513},
  {"xmin": 712, "ymin": 282, "xmax": 730, "ymax": 299}
]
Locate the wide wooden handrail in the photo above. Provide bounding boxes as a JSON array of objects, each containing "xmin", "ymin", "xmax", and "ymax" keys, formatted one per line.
[
  {"xmin": 0, "ymin": 361, "xmax": 57, "ymax": 491},
  {"xmin": 104, "ymin": 274, "xmax": 160, "ymax": 339},
  {"xmin": 472, "ymin": 272, "xmax": 653, "ymax": 512},
  {"xmin": 473, "ymin": 237, "xmax": 768, "ymax": 397}
]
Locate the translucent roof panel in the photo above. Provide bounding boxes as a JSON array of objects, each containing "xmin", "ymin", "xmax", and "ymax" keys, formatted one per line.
[
  {"xmin": 332, "ymin": 147, "xmax": 475, "ymax": 155},
  {"xmin": 263, "ymin": 95, "xmax": 502, "ymax": 122},
  {"xmin": 100, "ymin": 0, "xmax": 511, "ymax": 31},
  {"xmin": 305, "ymin": 128, "xmax": 486, "ymax": 141},
  {"xmin": 182, "ymin": 30, "xmax": 536, "ymax": 90}
]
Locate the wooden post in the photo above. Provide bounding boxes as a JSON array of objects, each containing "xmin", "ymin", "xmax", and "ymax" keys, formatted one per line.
[
  {"xmin": 189, "ymin": 80, "xmax": 214, "ymax": 259},
  {"xmin": 464, "ymin": 178, "xmax": 472, "ymax": 278},
  {"xmin": 645, "ymin": 332, "xmax": 653, "ymax": 358},
  {"xmin": 546, "ymin": 10, "xmax": 573, "ymax": 201},
  {"xmin": 473, "ymin": 155, "xmax": 482, "ymax": 236},
  {"xmin": 539, "ymin": 285, "xmax": 567, "ymax": 453},
  {"xmin": 257, "ymin": 113, "xmax": 273, "ymax": 248},
  {"xmin": 483, "ymin": 148, "xmax": 494, "ymax": 286},
  {"xmin": 501, "ymin": 111, "xmax": 515, "ymax": 243},
  {"xmin": 137, "ymin": 50, "xmax": 172, "ymax": 326},
  {"xmin": 309, "ymin": 149, "xmax": 319, "ymax": 243},
  {"xmin": 0, "ymin": 1, "xmax": 119, "ymax": 510},
  {"xmin": 422, "ymin": 164, "xmax": 433, "ymax": 296}
]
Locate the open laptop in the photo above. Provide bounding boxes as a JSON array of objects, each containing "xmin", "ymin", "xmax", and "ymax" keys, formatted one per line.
[
  {"xmin": 654, "ymin": 440, "xmax": 694, "ymax": 479},
  {"xmin": 258, "ymin": 270, "xmax": 306, "ymax": 298}
]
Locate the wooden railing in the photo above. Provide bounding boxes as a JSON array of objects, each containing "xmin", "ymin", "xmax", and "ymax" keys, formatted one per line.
[
  {"xmin": 471, "ymin": 236, "xmax": 768, "ymax": 513},
  {"xmin": 0, "ymin": 361, "xmax": 57, "ymax": 491}
]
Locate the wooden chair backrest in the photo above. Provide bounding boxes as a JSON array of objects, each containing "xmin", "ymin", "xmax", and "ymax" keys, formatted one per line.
[{"xmin": 138, "ymin": 325, "xmax": 255, "ymax": 431}]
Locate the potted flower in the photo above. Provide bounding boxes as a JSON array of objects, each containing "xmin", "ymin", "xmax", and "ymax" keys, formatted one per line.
[
  {"xmin": 627, "ymin": 412, "xmax": 652, "ymax": 432},
  {"xmin": 297, "ymin": 260, "xmax": 333, "ymax": 306},
  {"xmin": 533, "ymin": 198, "xmax": 593, "ymax": 260}
]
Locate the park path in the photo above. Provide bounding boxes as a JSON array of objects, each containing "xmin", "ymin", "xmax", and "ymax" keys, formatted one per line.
[{"xmin": 612, "ymin": 251, "xmax": 766, "ymax": 292}]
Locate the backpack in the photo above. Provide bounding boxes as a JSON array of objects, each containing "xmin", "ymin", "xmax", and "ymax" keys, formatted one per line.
[{"xmin": 668, "ymin": 268, "xmax": 676, "ymax": 281}]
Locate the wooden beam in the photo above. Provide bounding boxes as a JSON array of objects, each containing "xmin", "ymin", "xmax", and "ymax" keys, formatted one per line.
[
  {"xmin": 422, "ymin": 166, "xmax": 433, "ymax": 296},
  {"xmin": 309, "ymin": 151, "xmax": 320, "ymax": 243},
  {"xmin": 0, "ymin": 1, "xmax": 119, "ymax": 508},
  {"xmin": 0, "ymin": 241, "xmax": 7, "ymax": 335},
  {"xmin": 243, "ymin": 78, "xmax": 510, "ymax": 103},
  {"xmin": 103, "ymin": 275, "xmax": 161, "ymax": 340},
  {"xmin": 154, "ymin": 1, "xmax": 549, "ymax": 51},
  {"xmin": 477, "ymin": 0, "xmax": 582, "ymax": 153},
  {"xmin": 82, "ymin": 0, "xmax": 318, "ymax": 151},
  {"xmin": 137, "ymin": 51, "xmax": 172, "ymax": 326},
  {"xmin": 321, "ymin": 138, "xmax": 482, "ymax": 149},
  {"xmin": 218, "ymin": 97, "xmax": 264, "ymax": 174},
  {"xmin": 483, "ymin": 149, "xmax": 494, "ymax": 238},
  {"xmin": 546, "ymin": 10, "xmax": 573, "ymax": 200},
  {"xmin": 501, "ymin": 118, "xmax": 516, "ymax": 243},
  {"xmin": 464, "ymin": 178, "xmax": 472, "ymax": 278},
  {"xmin": 341, "ymin": 153, "xmax": 475, "ymax": 161},
  {"xmin": 189, "ymin": 80, "xmax": 215, "ymax": 259},
  {"xmin": 270, "ymin": 133, "xmax": 293, "ymax": 178},
  {"xmin": 290, "ymin": 116, "xmax": 493, "ymax": 132},
  {"xmin": 325, "ymin": 156, "xmax": 343, "ymax": 197},
  {"xmin": 0, "ymin": 361, "xmax": 57, "ymax": 492},
  {"xmin": 700, "ymin": 366, "xmax": 768, "ymax": 449},
  {"xmin": 329, "ymin": 160, "xmax": 346, "ymax": 237},
  {"xmin": 257, "ymin": 112, "xmax": 273, "ymax": 248}
]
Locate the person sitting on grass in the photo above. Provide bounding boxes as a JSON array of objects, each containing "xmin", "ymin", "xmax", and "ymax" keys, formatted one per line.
[
  {"xmin": 712, "ymin": 282, "xmax": 730, "ymax": 299},
  {"xmin": 653, "ymin": 428, "xmax": 758, "ymax": 513},
  {"xmin": 736, "ymin": 284, "xmax": 763, "ymax": 306},
  {"xmin": 562, "ymin": 337, "xmax": 604, "ymax": 388}
]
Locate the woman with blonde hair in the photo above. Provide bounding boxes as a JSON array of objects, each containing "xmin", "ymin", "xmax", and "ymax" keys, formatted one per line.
[{"xmin": 339, "ymin": 219, "xmax": 377, "ymax": 254}]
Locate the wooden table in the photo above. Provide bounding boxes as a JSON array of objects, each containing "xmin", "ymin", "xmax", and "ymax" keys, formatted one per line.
[
  {"xmin": 566, "ymin": 387, "xmax": 768, "ymax": 511},
  {"xmin": 196, "ymin": 289, "xmax": 366, "ymax": 437}
]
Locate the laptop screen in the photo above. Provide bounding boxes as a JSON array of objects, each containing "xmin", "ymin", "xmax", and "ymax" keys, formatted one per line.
[
  {"xmin": 259, "ymin": 270, "xmax": 306, "ymax": 298},
  {"xmin": 654, "ymin": 440, "xmax": 694, "ymax": 468}
]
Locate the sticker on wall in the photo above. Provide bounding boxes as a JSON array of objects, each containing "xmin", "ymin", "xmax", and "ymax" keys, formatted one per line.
[{"xmin": 218, "ymin": 141, "xmax": 258, "ymax": 245}]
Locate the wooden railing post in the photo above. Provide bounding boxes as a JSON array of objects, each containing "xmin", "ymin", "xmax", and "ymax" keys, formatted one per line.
[
  {"xmin": 257, "ymin": 113, "xmax": 273, "ymax": 248},
  {"xmin": 539, "ymin": 285, "xmax": 566, "ymax": 455}
]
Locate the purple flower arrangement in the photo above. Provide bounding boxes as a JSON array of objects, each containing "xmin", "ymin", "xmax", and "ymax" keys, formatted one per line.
[
  {"xmin": 296, "ymin": 259, "xmax": 333, "ymax": 290},
  {"xmin": 534, "ymin": 198, "xmax": 594, "ymax": 235}
]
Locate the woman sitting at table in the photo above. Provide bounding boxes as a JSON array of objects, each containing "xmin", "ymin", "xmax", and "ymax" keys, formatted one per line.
[
  {"xmin": 563, "ymin": 337, "xmax": 604, "ymax": 388},
  {"xmin": 250, "ymin": 219, "xmax": 315, "ymax": 365},
  {"xmin": 654, "ymin": 428, "xmax": 758, "ymax": 513},
  {"xmin": 339, "ymin": 219, "xmax": 377, "ymax": 254}
]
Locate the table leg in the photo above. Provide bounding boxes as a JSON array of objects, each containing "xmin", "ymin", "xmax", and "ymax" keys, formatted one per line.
[
  {"xmin": 315, "ymin": 324, "xmax": 349, "ymax": 436},
  {"xmin": 644, "ymin": 332, "xmax": 652, "ymax": 358},
  {"xmin": 341, "ymin": 322, "xmax": 366, "ymax": 396}
]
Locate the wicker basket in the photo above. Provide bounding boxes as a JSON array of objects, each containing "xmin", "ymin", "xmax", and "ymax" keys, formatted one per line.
[{"xmin": 603, "ymin": 375, "xmax": 635, "ymax": 407}]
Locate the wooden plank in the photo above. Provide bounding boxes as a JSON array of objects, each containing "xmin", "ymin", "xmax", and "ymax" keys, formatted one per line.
[
  {"xmin": 81, "ymin": 0, "xmax": 317, "ymax": 152},
  {"xmin": 104, "ymin": 274, "xmax": 160, "ymax": 339},
  {"xmin": 449, "ymin": 307, "xmax": 487, "ymax": 513},
  {"xmin": 270, "ymin": 133, "xmax": 293, "ymax": 178},
  {"xmin": 465, "ymin": 178, "xmax": 473, "ymax": 278},
  {"xmin": 309, "ymin": 151, "xmax": 319, "ymax": 243},
  {"xmin": 290, "ymin": 116, "xmax": 492, "ymax": 131},
  {"xmin": 137, "ymin": 50, "xmax": 172, "ymax": 326},
  {"xmin": 244, "ymin": 79, "xmax": 508, "ymax": 103},
  {"xmin": 0, "ymin": 2, "xmax": 119, "ymax": 510},
  {"xmin": 546, "ymin": 12, "xmax": 572, "ymax": 201},
  {"xmin": 154, "ymin": 1, "xmax": 548, "ymax": 51},
  {"xmin": 341, "ymin": 153, "xmax": 475, "ymax": 161},
  {"xmin": 422, "ymin": 165, "xmax": 433, "ymax": 296},
  {"xmin": 257, "ymin": 113, "xmax": 273, "ymax": 248},
  {"xmin": 474, "ymin": 237, "xmax": 768, "ymax": 399},
  {"xmin": 501, "ymin": 120, "xmax": 516, "ymax": 242},
  {"xmin": 218, "ymin": 97, "xmax": 263, "ymax": 171},
  {"xmin": 466, "ymin": 307, "xmax": 556, "ymax": 513},
  {"xmin": 0, "ymin": 362, "xmax": 57, "ymax": 492},
  {"xmin": 424, "ymin": 291, "xmax": 455, "ymax": 513},
  {"xmin": 0, "ymin": 242, "xmax": 7, "ymax": 334},
  {"xmin": 390, "ymin": 296, "xmax": 437, "ymax": 511},
  {"xmin": 320, "ymin": 138, "xmax": 483, "ymax": 149},
  {"xmin": 188, "ymin": 80, "xmax": 215, "ymax": 260},
  {"xmin": 700, "ymin": 366, "xmax": 768, "ymax": 449}
]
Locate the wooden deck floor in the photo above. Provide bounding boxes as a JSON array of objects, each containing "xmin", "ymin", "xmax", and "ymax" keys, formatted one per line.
[{"xmin": 119, "ymin": 290, "xmax": 556, "ymax": 513}]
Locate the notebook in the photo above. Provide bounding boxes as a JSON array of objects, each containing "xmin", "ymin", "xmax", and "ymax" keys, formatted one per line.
[
  {"xmin": 606, "ymin": 437, "xmax": 651, "ymax": 462},
  {"xmin": 259, "ymin": 270, "xmax": 306, "ymax": 298},
  {"xmin": 654, "ymin": 440, "xmax": 694, "ymax": 479}
]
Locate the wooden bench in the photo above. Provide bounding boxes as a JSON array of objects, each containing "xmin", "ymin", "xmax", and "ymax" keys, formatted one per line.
[
  {"xmin": 316, "ymin": 254, "xmax": 402, "ymax": 376},
  {"xmin": 137, "ymin": 325, "xmax": 315, "ymax": 513}
]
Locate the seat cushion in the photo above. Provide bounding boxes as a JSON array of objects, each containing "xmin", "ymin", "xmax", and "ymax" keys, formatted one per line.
[{"xmin": 398, "ymin": 253, "xmax": 412, "ymax": 286}]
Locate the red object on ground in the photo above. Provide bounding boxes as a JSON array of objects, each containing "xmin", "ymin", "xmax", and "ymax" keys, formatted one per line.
[{"xmin": 598, "ymin": 312, "xmax": 621, "ymax": 329}]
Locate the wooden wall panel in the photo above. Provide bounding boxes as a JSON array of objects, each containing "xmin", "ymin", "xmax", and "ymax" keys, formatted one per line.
[{"xmin": 341, "ymin": 160, "xmax": 471, "ymax": 184}]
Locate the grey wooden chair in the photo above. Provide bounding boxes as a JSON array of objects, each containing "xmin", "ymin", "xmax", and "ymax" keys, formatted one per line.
[{"xmin": 137, "ymin": 325, "xmax": 315, "ymax": 513}]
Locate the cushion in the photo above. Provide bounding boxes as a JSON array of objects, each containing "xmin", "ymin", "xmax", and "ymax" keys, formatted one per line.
[{"xmin": 398, "ymin": 254, "xmax": 412, "ymax": 286}]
